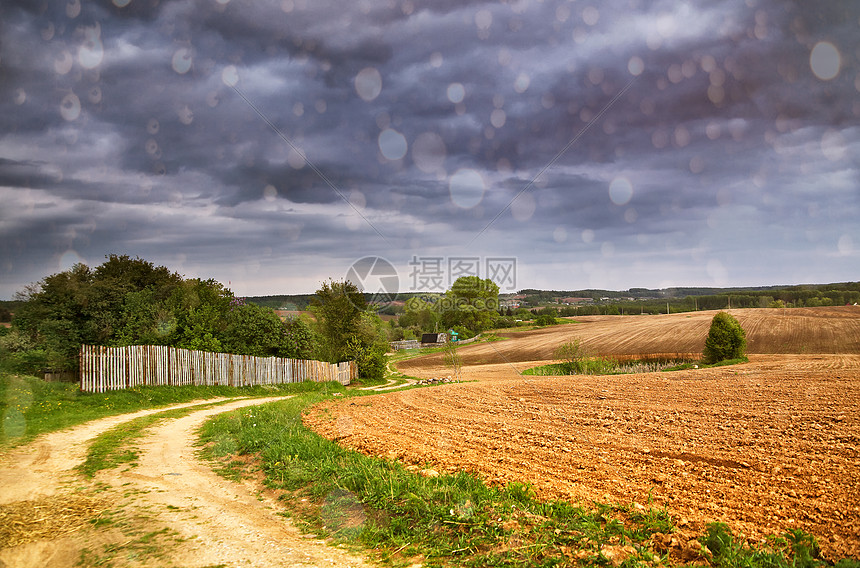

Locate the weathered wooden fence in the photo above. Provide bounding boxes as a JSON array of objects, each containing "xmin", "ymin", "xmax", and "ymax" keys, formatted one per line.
[{"xmin": 80, "ymin": 345, "xmax": 355, "ymax": 393}]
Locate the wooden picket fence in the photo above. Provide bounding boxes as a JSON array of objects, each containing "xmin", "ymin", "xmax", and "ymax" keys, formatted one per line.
[{"xmin": 79, "ymin": 345, "xmax": 356, "ymax": 393}]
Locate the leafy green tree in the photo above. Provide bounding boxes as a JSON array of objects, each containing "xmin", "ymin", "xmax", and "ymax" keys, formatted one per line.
[
  {"xmin": 703, "ymin": 312, "xmax": 747, "ymax": 364},
  {"xmin": 312, "ymin": 280, "xmax": 388, "ymax": 380},
  {"xmin": 440, "ymin": 276, "xmax": 499, "ymax": 335},
  {"xmin": 554, "ymin": 339, "xmax": 588, "ymax": 374},
  {"xmin": 220, "ymin": 304, "xmax": 295, "ymax": 358},
  {"xmin": 311, "ymin": 280, "xmax": 366, "ymax": 362}
]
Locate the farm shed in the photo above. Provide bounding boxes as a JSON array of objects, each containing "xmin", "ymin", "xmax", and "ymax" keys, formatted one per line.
[{"xmin": 421, "ymin": 333, "xmax": 448, "ymax": 346}]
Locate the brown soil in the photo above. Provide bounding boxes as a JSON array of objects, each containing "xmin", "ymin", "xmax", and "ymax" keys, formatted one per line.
[
  {"xmin": 307, "ymin": 307, "xmax": 860, "ymax": 561},
  {"xmin": 397, "ymin": 307, "xmax": 860, "ymax": 373},
  {"xmin": 0, "ymin": 398, "xmax": 372, "ymax": 568}
]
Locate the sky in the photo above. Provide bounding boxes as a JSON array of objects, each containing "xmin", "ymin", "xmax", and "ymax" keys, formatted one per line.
[{"xmin": 0, "ymin": 0, "xmax": 858, "ymax": 300}]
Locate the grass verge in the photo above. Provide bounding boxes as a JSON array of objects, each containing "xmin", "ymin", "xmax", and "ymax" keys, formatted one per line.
[
  {"xmin": 76, "ymin": 400, "xmax": 240, "ymax": 478},
  {"xmin": 522, "ymin": 356, "xmax": 747, "ymax": 377},
  {"xmin": 197, "ymin": 392, "xmax": 855, "ymax": 568},
  {"xmin": 0, "ymin": 371, "xmax": 331, "ymax": 448}
]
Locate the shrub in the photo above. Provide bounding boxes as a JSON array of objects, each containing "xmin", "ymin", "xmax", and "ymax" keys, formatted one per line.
[
  {"xmin": 534, "ymin": 314, "xmax": 557, "ymax": 326},
  {"xmin": 703, "ymin": 312, "xmax": 746, "ymax": 364}
]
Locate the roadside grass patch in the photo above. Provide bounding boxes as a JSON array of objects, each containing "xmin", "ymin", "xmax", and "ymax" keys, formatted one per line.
[
  {"xmin": 0, "ymin": 371, "xmax": 326, "ymax": 448},
  {"xmin": 196, "ymin": 391, "xmax": 850, "ymax": 568},
  {"xmin": 77, "ymin": 401, "xmax": 242, "ymax": 478},
  {"xmin": 522, "ymin": 355, "xmax": 749, "ymax": 376}
]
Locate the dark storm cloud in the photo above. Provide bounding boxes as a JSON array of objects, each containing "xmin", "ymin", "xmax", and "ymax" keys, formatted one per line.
[{"xmin": 1, "ymin": 0, "xmax": 858, "ymax": 297}]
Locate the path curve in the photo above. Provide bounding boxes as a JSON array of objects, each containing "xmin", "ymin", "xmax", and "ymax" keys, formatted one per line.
[{"xmin": 0, "ymin": 397, "xmax": 373, "ymax": 568}]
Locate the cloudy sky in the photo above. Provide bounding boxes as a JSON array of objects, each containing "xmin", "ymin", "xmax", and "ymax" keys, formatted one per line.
[{"xmin": 0, "ymin": 0, "xmax": 858, "ymax": 299}]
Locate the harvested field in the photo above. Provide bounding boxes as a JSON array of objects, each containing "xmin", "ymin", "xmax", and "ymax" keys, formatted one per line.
[
  {"xmin": 396, "ymin": 307, "xmax": 860, "ymax": 374},
  {"xmin": 307, "ymin": 307, "xmax": 860, "ymax": 560}
]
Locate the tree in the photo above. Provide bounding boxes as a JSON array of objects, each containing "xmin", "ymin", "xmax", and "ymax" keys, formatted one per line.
[
  {"xmin": 220, "ymin": 303, "xmax": 299, "ymax": 358},
  {"xmin": 440, "ymin": 276, "xmax": 500, "ymax": 335},
  {"xmin": 554, "ymin": 339, "xmax": 588, "ymax": 374},
  {"xmin": 311, "ymin": 279, "xmax": 366, "ymax": 363},
  {"xmin": 443, "ymin": 340, "xmax": 462, "ymax": 381},
  {"xmin": 703, "ymin": 312, "xmax": 746, "ymax": 364}
]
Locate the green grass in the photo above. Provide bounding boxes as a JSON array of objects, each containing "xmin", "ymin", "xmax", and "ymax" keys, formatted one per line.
[
  {"xmin": 522, "ymin": 356, "xmax": 748, "ymax": 377},
  {"xmin": 0, "ymin": 371, "xmax": 335, "ymax": 448},
  {"xmin": 77, "ymin": 401, "xmax": 239, "ymax": 478},
  {"xmin": 196, "ymin": 393, "xmax": 854, "ymax": 568}
]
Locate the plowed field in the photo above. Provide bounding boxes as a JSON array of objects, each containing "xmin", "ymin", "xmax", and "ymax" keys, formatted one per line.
[
  {"xmin": 307, "ymin": 307, "xmax": 860, "ymax": 560},
  {"xmin": 397, "ymin": 307, "xmax": 860, "ymax": 374}
]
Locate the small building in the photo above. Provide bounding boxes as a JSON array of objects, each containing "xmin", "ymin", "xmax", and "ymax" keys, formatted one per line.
[
  {"xmin": 420, "ymin": 332, "xmax": 448, "ymax": 346},
  {"xmin": 389, "ymin": 339, "xmax": 421, "ymax": 351}
]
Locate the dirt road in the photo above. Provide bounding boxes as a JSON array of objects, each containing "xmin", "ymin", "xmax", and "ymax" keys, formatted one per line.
[{"xmin": 0, "ymin": 397, "xmax": 371, "ymax": 568}]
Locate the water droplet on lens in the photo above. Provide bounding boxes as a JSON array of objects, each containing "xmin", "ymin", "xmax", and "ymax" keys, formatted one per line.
[
  {"xmin": 88, "ymin": 86, "xmax": 102, "ymax": 103},
  {"xmin": 41, "ymin": 23, "xmax": 55, "ymax": 41},
  {"xmin": 810, "ymin": 42, "xmax": 840, "ymax": 81},
  {"xmin": 147, "ymin": 118, "xmax": 159, "ymax": 134},
  {"xmin": 513, "ymin": 73, "xmax": 530, "ymax": 93},
  {"xmin": 608, "ymin": 177, "xmax": 633, "ymax": 206},
  {"xmin": 60, "ymin": 92, "xmax": 81, "ymax": 121},
  {"xmin": 821, "ymin": 129, "xmax": 846, "ymax": 161},
  {"xmin": 627, "ymin": 56, "xmax": 644, "ymax": 76},
  {"xmin": 581, "ymin": 229, "xmax": 595, "ymax": 244},
  {"xmin": 13, "ymin": 89, "xmax": 27, "ymax": 105},
  {"xmin": 55, "ymin": 51, "xmax": 74, "ymax": 75},
  {"xmin": 78, "ymin": 26, "xmax": 104, "ymax": 69},
  {"xmin": 411, "ymin": 132, "xmax": 447, "ymax": 174},
  {"xmin": 490, "ymin": 108, "xmax": 506, "ymax": 128},
  {"xmin": 287, "ymin": 147, "xmax": 305, "ymax": 169},
  {"xmin": 449, "ymin": 168, "xmax": 486, "ymax": 209},
  {"xmin": 172, "ymin": 48, "xmax": 193, "ymax": 74},
  {"xmin": 447, "ymin": 83, "xmax": 465, "ymax": 104},
  {"xmin": 582, "ymin": 6, "xmax": 599, "ymax": 26},
  {"xmin": 177, "ymin": 104, "xmax": 193, "ymax": 125},
  {"xmin": 66, "ymin": 0, "xmax": 81, "ymax": 18},
  {"xmin": 354, "ymin": 67, "xmax": 382, "ymax": 102},
  {"xmin": 378, "ymin": 129, "xmax": 407, "ymax": 161},
  {"xmin": 475, "ymin": 9, "xmax": 492, "ymax": 31},
  {"xmin": 511, "ymin": 192, "xmax": 535, "ymax": 221},
  {"xmin": 221, "ymin": 65, "xmax": 239, "ymax": 87}
]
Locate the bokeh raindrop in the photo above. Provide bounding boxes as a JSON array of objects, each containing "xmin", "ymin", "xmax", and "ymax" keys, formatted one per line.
[
  {"xmin": 608, "ymin": 177, "xmax": 633, "ymax": 206},
  {"xmin": 378, "ymin": 129, "xmax": 407, "ymax": 161},
  {"xmin": 78, "ymin": 26, "xmax": 104, "ymax": 69},
  {"xmin": 511, "ymin": 192, "xmax": 535, "ymax": 221},
  {"xmin": 627, "ymin": 56, "xmax": 644, "ymax": 76},
  {"xmin": 447, "ymin": 83, "xmax": 465, "ymax": 104},
  {"xmin": 172, "ymin": 48, "xmax": 193, "ymax": 74},
  {"xmin": 411, "ymin": 132, "xmax": 447, "ymax": 174},
  {"xmin": 55, "ymin": 51, "xmax": 74, "ymax": 75},
  {"xmin": 60, "ymin": 92, "xmax": 81, "ymax": 121},
  {"xmin": 221, "ymin": 65, "xmax": 239, "ymax": 87},
  {"xmin": 449, "ymin": 168, "xmax": 486, "ymax": 209},
  {"xmin": 355, "ymin": 67, "xmax": 382, "ymax": 102},
  {"xmin": 821, "ymin": 130, "xmax": 846, "ymax": 161},
  {"xmin": 263, "ymin": 184, "xmax": 277, "ymax": 201},
  {"xmin": 66, "ymin": 0, "xmax": 81, "ymax": 18},
  {"xmin": 810, "ymin": 42, "xmax": 840, "ymax": 81}
]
